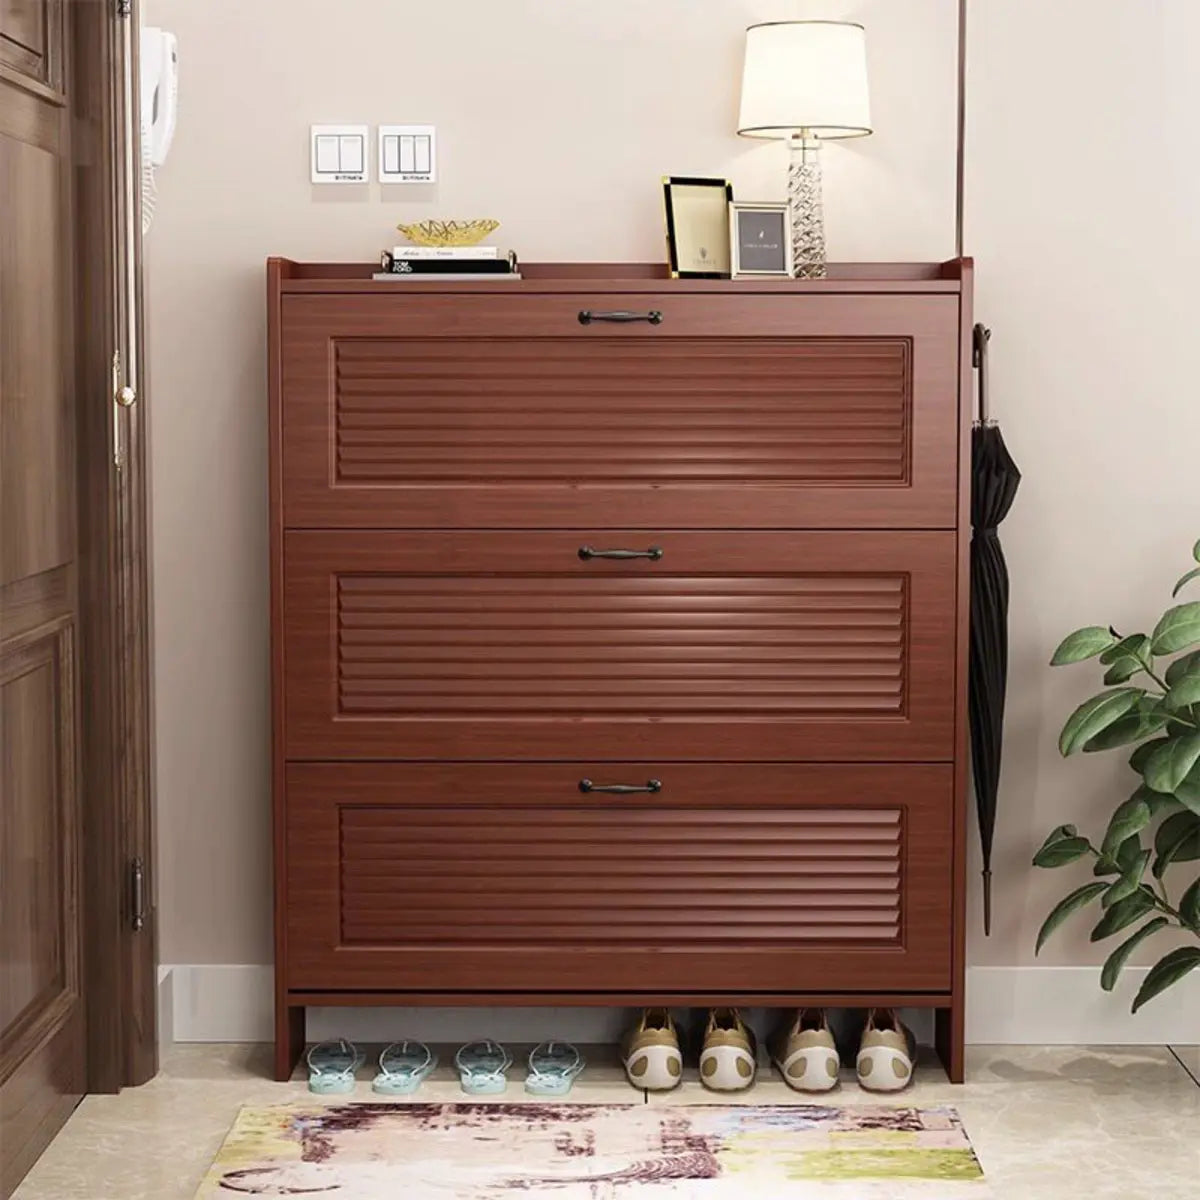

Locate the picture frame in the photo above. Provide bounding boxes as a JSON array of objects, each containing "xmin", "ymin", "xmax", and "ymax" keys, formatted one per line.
[
  {"xmin": 729, "ymin": 201, "xmax": 793, "ymax": 278},
  {"xmin": 662, "ymin": 176, "xmax": 733, "ymax": 278}
]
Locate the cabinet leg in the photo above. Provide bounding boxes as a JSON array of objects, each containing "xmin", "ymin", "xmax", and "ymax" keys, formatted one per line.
[
  {"xmin": 275, "ymin": 1002, "xmax": 305, "ymax": 1082},
  {"xmin": 934, "ymin": 1004, "xmax": 965, "ymax": 1083}
]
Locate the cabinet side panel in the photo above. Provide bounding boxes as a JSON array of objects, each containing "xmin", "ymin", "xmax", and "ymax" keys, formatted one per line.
[{"xmin": 268, "ymin": 258, "xmax": 302, "ymax": 1080}]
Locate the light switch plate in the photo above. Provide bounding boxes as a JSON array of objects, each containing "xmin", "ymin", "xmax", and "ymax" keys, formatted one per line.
[
  {"xmin": 311, "ymin": 124, "xmax": 369, "ymax": 183},
  {"xmin": 379, "ymin": 125, "xmax": 437, "ymax": 184}
]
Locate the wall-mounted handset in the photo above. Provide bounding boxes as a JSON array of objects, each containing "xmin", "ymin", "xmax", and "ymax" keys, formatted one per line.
[{"xmin": 140, "ymin": 27, "xmax": 178, "ymax": 167}]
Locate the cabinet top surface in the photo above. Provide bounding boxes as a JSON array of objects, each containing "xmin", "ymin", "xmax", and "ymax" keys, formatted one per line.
[{"xmin": 269, "ymin": 258, "xmax": 971, "ymax": 296}]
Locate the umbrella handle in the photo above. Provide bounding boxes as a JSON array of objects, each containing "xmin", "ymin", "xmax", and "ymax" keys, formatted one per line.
[{"xmin": 972, "ymin": 323, "xmax": 992, "ymax": 425}]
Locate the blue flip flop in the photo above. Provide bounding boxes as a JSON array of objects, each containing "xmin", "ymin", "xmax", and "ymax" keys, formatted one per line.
[
  {"xmin": 306, "ymin": 1039, "xmax": 363, "ymax": 1094},
  {"xmin": 454, "ymin": 1039, "xmax": 511, "ymax": 1095},
  {"xmin": 525, "ymin": 1041, "xmax": 585, "ymax": 1096},
  {"xmin": 372, "ymin": 1040, "xmax": 437, "ymax": 1095}
]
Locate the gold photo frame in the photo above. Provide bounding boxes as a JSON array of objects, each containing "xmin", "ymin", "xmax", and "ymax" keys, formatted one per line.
[{"xmin": 663, "ymin": 176, "xmax": 733, "ymax": 278}]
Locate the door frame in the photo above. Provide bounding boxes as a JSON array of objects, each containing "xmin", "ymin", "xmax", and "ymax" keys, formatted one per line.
[{"xmin": 70, "ymin": 0, "xmax": 157, "ymax": 1092}]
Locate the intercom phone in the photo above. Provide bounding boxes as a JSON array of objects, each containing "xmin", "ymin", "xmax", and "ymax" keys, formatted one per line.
[{"xmin": 140, "ymin": 26, "xmax": 177, "ymax": 167}]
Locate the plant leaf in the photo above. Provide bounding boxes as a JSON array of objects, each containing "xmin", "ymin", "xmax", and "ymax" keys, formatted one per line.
[
  {"xmin": 1132, "ymin": 946, "xmax": 1200, "ymax": 1012},
  {"xmin": 1130, "ymin": 737, "xmax": 1171, "ymax": 775},
  {"xmin": 1151, "ymin": 603, "xmax": 1200, "ymax": 655},
  {"xmin": 1144, "ymin": 733, "xmax": 1200, "ymax": 794},
  {"xmin": 1101, "ymin": 876, "xmax": 1139, "ymax": 908},
  {"xmin": 1100, "ymin": 795, "xmax": 1152, "ymax": 857},
  {"xmin": 1153, "ymin": 812, "xmax": 1200, "ymax": 877},
  {"xmin": 1174, "ymin": 567, "xmax": 1200, "ymax": 598},
  {"xmin": 1195, "ymin": 538, "xmax": 1200, "ymax": 564},
  {"xmin": 1033, "ymin": 836, "xmax": 1092, "ymax": 869},
  {"xmin": 1116, "ymin": 835, "xmax": 1145, "ymax": 871},
  {"xmin": 1180, "ymin": 876, "xmax": 1200, "ymax": 930},
  {"xmin": 1058, "ymin": 689, "xmax": 1145, "ymax": 757},
  {"xmin": 1100, "ymin": 917, "xmax": 1170, "ymax": 991},
  {"xmin": 1103, "ymin": 659, "xmax": 1142, "ymax": 685},
  {"xmin": 1099, "ymin": 634, "xmax": 1150, "ymax": 666},
  {"xmin": 1102, "ymin": 849, "xmax": 1151, "ymax": 907},
  {"xmin": 1131, "ymin": 783, "xmax": 1183, "ymax": 819},
  {"xmin": 1035, "ymin": 882, "xmax": 1108, "ymax": 954},
  {"xmin": 1165, "ymin": 650, "xmax": 1200, "ymax": 688},
  {"xmin": 1051, "ymin": 626, "xmax": 1119, "ymax": 666},
  {"xmin": 1165, "ymin": 673, "xmax": 1200, "ymax": 710},
  {"xmin": 1084, "ymin": 708, "xmax": 1167, "ymax": 751},
  {"xmin": 1154, "ymin": 811, "xmax": 1195, "ymax": 857},
  {"xmin": 1175, "ymin": 767, "xmax": 1200, "ymax": 817},
  {"xmin": 1037, "ymin": 824, "xmax": 1078, "ymax": 852},
  {"xmin": 1090, "ymin": 890, "xmax": 1156, "ymax": 941}
]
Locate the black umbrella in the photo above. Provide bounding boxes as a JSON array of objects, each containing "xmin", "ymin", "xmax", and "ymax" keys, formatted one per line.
[{"xmin": 969, "ymin": 324, "xmax": 1021, "ymax": 936}]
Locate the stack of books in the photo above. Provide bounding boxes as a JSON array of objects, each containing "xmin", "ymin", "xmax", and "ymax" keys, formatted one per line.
[{"xmin": 374, "ymin": 246, "xmax": 521, "ymax": 281}]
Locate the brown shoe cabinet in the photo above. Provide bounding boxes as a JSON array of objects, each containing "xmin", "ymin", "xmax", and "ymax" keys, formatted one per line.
[{"xmin": 267, "ymin": 259, "xmax": 974, "ymax": 1082}]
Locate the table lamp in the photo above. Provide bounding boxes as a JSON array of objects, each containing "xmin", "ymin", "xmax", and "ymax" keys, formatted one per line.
[{"xmin": 737, "ymin": 20, "xmax": 872, "ymax": 279}]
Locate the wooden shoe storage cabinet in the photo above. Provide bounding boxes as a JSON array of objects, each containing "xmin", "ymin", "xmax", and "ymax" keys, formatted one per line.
[{"xmin": 267, "ymin": 259, "xmax": 974, "ymax": 1082}]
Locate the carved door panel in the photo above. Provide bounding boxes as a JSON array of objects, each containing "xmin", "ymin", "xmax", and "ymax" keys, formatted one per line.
[{"xmin": 0, "ymin": 1, "xmax": 83, "ymax": 1193}]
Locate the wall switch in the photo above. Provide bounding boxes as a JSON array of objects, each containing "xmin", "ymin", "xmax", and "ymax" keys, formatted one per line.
[
  {"xmin": 311, "ymin": 124, "xmax": 369, "ymax": 183},
  {"xmin": 379, "ymin": 125, "xmax": 436, "ymax": 184}
]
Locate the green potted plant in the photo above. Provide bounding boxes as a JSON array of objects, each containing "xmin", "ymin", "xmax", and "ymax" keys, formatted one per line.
[{"xmin": 1034, "ymin": 540, "xmax": 1200, "ymax": 1010}]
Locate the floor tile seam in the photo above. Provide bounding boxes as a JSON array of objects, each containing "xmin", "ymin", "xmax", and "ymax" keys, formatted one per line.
[{"xmin": 1167, "ymin": 1046, "xmax": 1200, "ymax": 1089}]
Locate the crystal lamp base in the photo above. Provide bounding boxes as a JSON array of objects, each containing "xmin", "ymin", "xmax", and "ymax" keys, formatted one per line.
[{"xmin": 788, "ymin": 135, "xmax": 827, "ymax": 280}]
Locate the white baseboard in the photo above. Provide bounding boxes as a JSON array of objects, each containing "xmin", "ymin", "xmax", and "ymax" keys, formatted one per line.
[
  {"xmin": 166, "ymin": 964, "xmax": 274, "ymax": 1042},
  {"xmin": 966, "ymin": 966, "xmax": 1199, "ymax": 1045},
  {"xmin": 159, "ymin": 964, "xmax": 1200, "ymax": 1046},
  {"xmin": 157, "ymin": 964, "xmax": 174, "ymax": 1054}
]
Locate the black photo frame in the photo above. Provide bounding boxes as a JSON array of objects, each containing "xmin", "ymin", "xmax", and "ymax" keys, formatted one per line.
[{"xmin": 662, "ymin": 176, "xmax": 733, "ymax": 279}]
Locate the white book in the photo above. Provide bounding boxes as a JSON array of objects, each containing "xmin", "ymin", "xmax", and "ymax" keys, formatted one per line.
[
  {"xmin": 372, "ymin": 272, "xmax": 523, "ymax": 282},
  {"xmin": 390, "ymin": 246, "xmax": 500, "ymax": 260}
]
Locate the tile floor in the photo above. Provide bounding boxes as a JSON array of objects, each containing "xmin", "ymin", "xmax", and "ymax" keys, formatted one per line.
[{"xmin": 12, "ymin": 1042, "xmax": 1200, "ymax": 1199}]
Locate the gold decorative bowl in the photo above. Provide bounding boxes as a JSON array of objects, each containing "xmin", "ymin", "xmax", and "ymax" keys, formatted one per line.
[{"xmin": 396, "ymin": 219, "xmax": 500, "ymax": 247}]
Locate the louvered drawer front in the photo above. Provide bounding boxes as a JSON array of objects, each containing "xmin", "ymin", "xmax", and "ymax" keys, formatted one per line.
[
  {"xmin": 284, "ymin": 530, "xmax": 956, "ymax": 761},
  {"xmin": 281, "ymin": 293, "xmax": 959, "ymax": 529},
  {"xmin": 336, "ymin": 574, "xmax": 908, "ymax": 717},
  {"xmin": 286, "ymin": 763, "xmax": 953, "ymax": 992},
  {"xmin": 340, "ymin": 808, "xmax": 903, "ymax": 944},
  {"xmin": 335, "ymin": 337, "xmax": 912, "ymax": 484}
]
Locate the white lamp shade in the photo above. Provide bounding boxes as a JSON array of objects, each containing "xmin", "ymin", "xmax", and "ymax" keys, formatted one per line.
[{"xmin": 737, "ymin": 21, "xmax": 872, "ymax": 140}]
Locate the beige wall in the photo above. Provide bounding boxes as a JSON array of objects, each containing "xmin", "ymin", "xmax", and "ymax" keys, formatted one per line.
[
  {"xmin": 143, "ymin": 0, "xmax": 1200, "ymax": 992},
  {"xmin": 144, "ymin": 0, "xmax": 959, "ymax": 966},
  {"xmin": 964, "ymin": 0, "xmax": 1200, "ymax": 969}
]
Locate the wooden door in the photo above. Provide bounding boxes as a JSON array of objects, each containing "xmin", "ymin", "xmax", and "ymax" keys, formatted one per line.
[
  {"xmin": 0, "ymin": 0, "xmax": 85, "ymax": 1192},
  {"xmin": 285, "ymin": 762, "xmax": 954, "ymax": 993},
  {"xmin": 279, "ymin": 291, "xmax": 961, "ymax": 530},
  {"xmin": 284, "ymin": 529, "xmax": 957, "ymax": 762}
]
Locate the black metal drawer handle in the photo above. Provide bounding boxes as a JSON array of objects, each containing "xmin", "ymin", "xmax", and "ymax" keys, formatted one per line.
[
  {"xmin": 578, "ymin": 309, "xmax": 663, "ymax": 325},
  {"xmin": 579, "ymin": 779, "xmax": 662, "ymax": 795},
  {"xmin": 579, "ymin": 546, "xmax": 663, "ymax": 561}
]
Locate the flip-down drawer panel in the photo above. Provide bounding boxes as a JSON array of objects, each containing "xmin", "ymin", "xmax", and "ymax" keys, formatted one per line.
[
  {"xmin": 281, "ymin": 292, "xmax": 960, "ymax": 529},
  {"xmin": 283, "ymin": 529, "xmax": 956, "ymax": 762},
  {"xmin": 285, "ymin": 762, "xmax": 954, "ymax": 993}
]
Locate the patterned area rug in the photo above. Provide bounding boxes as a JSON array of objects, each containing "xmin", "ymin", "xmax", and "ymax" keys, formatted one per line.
[{"xmin": 196, "ymin": 1102, "xmax": 989, "ymax": 1197}]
